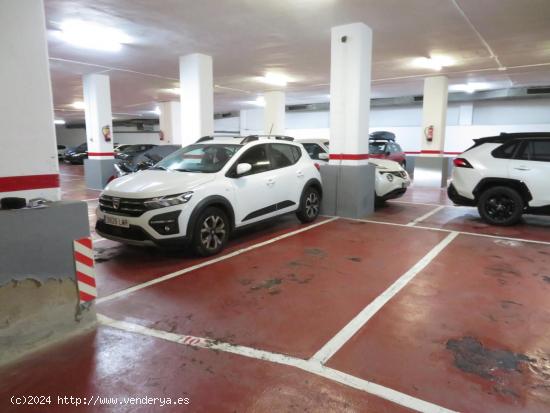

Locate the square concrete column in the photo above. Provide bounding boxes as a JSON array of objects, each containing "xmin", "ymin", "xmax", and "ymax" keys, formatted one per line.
[
  {"xmin": 321, "ymin": 22, "xmax": 376, "ymax": 219},
  {"xmin": 0, "ymin": 0, "xmax": 60, "ymax": 201},
  {"xmin": 159, "ymin": 101, "xmax": 182, "ymax": 145},
  {"xmin": 414, "ymin": 76, "xmax": 450, "ymax": 187},
  {"xmin": 179, "ymin": 53, "xmax": 214, "ymax": 146},
  {"xmin": 264, "ymin": 91, "xmax": 285, "ymax": 135},
  {"xmin": 82, "ymin": 73, "xmax": 115, "ymax": 189}
]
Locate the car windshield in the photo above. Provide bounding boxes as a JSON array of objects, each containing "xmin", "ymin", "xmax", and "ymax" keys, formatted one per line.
[
  {"xmin": 369, "ymin": 142, "xmax": 387, "ymax": 154},
  {"xmin": 122, "ymin": 145, "xmax": 152, "ymax": 154},
  {"xmin": 156, "ymin": 144, "xmax": 241, "ymax": 173}
]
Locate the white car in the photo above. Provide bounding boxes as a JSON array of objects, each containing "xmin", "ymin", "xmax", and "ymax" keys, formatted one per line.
[
  {"xmin": 297, "ymin": 138, "xmax": 410, "ymax": 203},
  {"xmin": 448, "ymin": 132, "xmax": 550, "ymax": 226},
  {"xmin": 96, "ymin": 135, "xmax": 323, "ymax": 256}
]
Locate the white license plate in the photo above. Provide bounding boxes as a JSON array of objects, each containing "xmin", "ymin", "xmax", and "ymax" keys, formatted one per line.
[{"xmin": 104, "ymin": 214, "xmax": 130, "ymax": 228}]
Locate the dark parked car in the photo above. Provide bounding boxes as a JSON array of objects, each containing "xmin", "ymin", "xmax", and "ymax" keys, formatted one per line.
[
  {"xmin": 115, "ymin": 144, "xmax": 157, "ymax": 161},
  {"xmin": 64, "ymin": 143, "xmax": 88, "ymax": 164},
  {"xmin": 57, "ymin": 145, "xmax": 66, "ymax": 159},
  {"xmin": 368, "ymin": 131, "xmax": 406, "ymax": 167},
  {"xmin": 115, "ymin": 144, "xmax": 180, "ymax": 176}
]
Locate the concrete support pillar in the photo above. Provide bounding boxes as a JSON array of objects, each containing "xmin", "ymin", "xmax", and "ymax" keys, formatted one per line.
[
  {"xmin": 263, "ymin": 91, "xmax": 285, "ymax": 135},
  {"xmin": 82, "ymin": 73, "xmax": 115, "ymax": 189},
  {"xmin": 414, "ymin": 76, "xmax": 450, "ymax": 187},
  {"xmin": 159, "ymin": 101, "xmax": 181, "ymax": 145},
  {"xmin": 321, "ymin": 22, "xmax": 375, "ymax": 218},
  {"xmin": 420, "ymin": 76, "xmax": 448, "ymax": 154},
  {"xmin": 179, "ymin": 53, "xmax": 214, "ymax": 145},
  {"xmin": 0, "ymin": 0, "xmax": 60, "ymax": 201}
]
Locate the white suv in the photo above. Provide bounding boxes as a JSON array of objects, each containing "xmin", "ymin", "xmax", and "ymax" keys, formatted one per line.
[
  {"xmin": 297, "ymin": 138, "xmax": 410, "ymax": 203},
  {"xmin": 96, "ymin": 136, "xmax": 323, "ymax": 256},
  {"xmin": 448, "ymin": 132, "xmax": 550, "ymax": 225}
]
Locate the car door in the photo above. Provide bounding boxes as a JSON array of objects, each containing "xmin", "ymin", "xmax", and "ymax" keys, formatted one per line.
[
  {"xmin": 509, "ymin": 139, "xmax": 550, "ymax": 207},
  {"xmin": 229, "ymin": 144, "xmax": 280, "ymax": 225},
  {"xmin": 268, "ymin": 143, "xmax": 303, "ymax": 212}
]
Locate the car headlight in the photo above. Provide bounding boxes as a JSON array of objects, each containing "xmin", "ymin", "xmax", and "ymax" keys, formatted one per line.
[
  {"xmin": 143, "ymin": 192, "xmax": 193, "ymax": 209},
  {"xmin": 386, "ymin": 174, "xmax": 394, "ymax": 182}
]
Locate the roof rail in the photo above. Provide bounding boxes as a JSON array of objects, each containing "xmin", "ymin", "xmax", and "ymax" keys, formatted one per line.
[
  {"xmin": 241, "ymin": 134, "xmax": 295, "ymax": 144},
  {"xmin": 196, "ymin": 134, "xmax": 244, "ymax": 143},
  {"xmin": 369, "ymin": 131, "xmax": 396, "ymax": 141}
]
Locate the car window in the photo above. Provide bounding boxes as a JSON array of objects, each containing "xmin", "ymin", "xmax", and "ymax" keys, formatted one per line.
[
  {"xmin": 369, "ymin": 142, "xmax": 386, "ymax": 154},
  {"xmin": 493, "ymin": 141, "xmax": 520, "ymax": 159},
  {"xmin": 157, "ymin": 143, "xmax": 241, "ymax": 173},
  {"xmin": 57, "ymin": 145, "xmax": 66, "ymax": 150},
  {"xmin": 235, "ymin": 144, "xmax": 271, "ymax": 175},
  {"xmin": 394, "ymin": 143, "xmax": 403, "ymax": 153},
  {"xmin": 531, "ymin": 140, "xmax": 550, "ymax": 162},
  {"xmin": 302, "ymin": 143, "xmax": 326, "ymax": 160},
  {"xmin": 270, "ymin": 143, "xmax": 301, "ymax": 168}
]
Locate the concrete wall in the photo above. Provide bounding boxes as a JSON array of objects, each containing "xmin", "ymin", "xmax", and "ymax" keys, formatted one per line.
[
  {"xmin": 56, "ymin": 124, "xmax": 162, "ymax": 148},
  {"xmin": 0, "ymin": 201, "xmax": 95, "ymax": 365},
  {"xmin": 224, "ymin": 98, "xmax": 550, "ymax": 154}
]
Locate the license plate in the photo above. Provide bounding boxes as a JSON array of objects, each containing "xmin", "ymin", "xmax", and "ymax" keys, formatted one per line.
[{"xmin": 104, "ymin": 214, "xmax": 130, "ymax": 228}]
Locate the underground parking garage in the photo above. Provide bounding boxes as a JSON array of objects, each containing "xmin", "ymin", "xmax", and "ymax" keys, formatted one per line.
[{"xmin": 1, "ymin": 0, "xmax": 550, "ymax": 412}]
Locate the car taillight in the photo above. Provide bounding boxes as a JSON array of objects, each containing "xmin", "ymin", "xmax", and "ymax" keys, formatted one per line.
[
  {"xmin": 314, "ymin": 163, "xmax": 321, "ymax": 171},
  {"xmin": 453, "ymin": 158, "xmax": 473, "ymax": 168}
]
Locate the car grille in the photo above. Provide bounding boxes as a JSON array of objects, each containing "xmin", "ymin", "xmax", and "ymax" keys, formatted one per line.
[{"xmin": 99, "ymin": 195, "xmax": 148, "ymax": 217}]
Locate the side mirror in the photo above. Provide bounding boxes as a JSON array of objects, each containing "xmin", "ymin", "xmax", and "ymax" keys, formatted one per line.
[
  {"xmin": 318, "ymin": 152, "xmax": 329, "ymax": 161},
  {"xmin": 236, "ymin": 163, "xmax": 252, "ymax": 175}
]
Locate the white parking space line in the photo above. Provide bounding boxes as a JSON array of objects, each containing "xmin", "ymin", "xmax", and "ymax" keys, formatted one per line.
[
  {"xmin": 310, "ymin": 231, "xmax": 459, "ymax": 365},
  {"xmin": 81, "ymin": 198, "xmax": 99, "ymax": 202},
  {"xmin": 388, "ymin": 200, "xmax": 445, "ymax": 207},
  {"xmin": 355, "ymin": 217, "xmax": 550, "ymax": 246},
  {"xmin": 97, "ymin": 314, "xmax": 457, "ymax": 413},
  {"xmin": 95, "ymin": 217, "xmax": 339, "ymax": 303},
  {"xmin": 406, "ymin": 205, "xmax": 445, "ymax": 226}
]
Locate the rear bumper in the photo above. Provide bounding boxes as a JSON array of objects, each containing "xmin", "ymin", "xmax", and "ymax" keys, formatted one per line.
[{"xmin": 447, "ymin": 183, "xmax": 476, "ymax": 206}]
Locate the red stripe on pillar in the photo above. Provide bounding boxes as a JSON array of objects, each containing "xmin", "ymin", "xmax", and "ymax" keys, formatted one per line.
[
  {"xmin": 76, "ymin": 271, "xmax": 97, "ymax": 288},
  {"xmin": 329, "ymin": 154, "xmax": 370, "ymax": 160},
  {"xmin": 88, "ymin": 152, "xmax": 114, "ymax": 156},
  {"xmin": 0, "ymin": 174, "xmax": 60, "ymax": 192},
  {"xmin": 77, "ymin": 237, "xmax": 93, "ymax": 249},
  {"xmin": 420, "ymin": 150, "xmax": 443, "ymax": 154},
  {"xmin": 74, "ymin": 251, "xmax": 94, "ymax": 267},
  {"xmin": 79, "ymin": 290, "xmax": 96, "ymax": 302}
]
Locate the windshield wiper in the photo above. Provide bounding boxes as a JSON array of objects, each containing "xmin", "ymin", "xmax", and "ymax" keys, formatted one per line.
[{"xmin": 174, "ymin": 168, "xmax": 201, "ymax": 173}]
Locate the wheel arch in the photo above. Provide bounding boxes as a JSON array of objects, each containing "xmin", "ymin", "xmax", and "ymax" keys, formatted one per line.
[
  {"xmin": 188, "ymin": 195, "xmax": 236, "ymax": 239},
  {"xmin": 473, "ymin": 178, "xmax": 532, "ymax": 204}
]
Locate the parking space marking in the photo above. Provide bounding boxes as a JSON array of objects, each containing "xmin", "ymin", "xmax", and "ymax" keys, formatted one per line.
[
  {"xmin": 97, "ymin": 314, "xmax": 457, "ymax": 413},
  {"xmin": 388, "ymin": 200, "xmax": 446, "ymax": 207},
  {"xmin": 95, "ymin": 217, "xmax": 339, "ymax": 303},
  {"xmin": 310, "ymin": 231, "xmax": 459, "ymax": 365},
  {"xmin": 406, "ymin": 205, "xmax": 445, "ymax": 226},
  {"xmin": 355, "ymin": 217, "xmax": 550, "ymax": 246}
]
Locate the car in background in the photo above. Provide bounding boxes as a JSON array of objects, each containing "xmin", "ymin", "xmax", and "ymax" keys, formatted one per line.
[
  {"xmin": 96, "ymin": 135, "xmax": 322, "ymax": 256},
  {"xmin": 115, "ymin": 144, "xmax": 157, "ymax": 161},
  {"xmin": 297, "ymin": 138, "xmax": 410, "ymax": 203},
  {"xmin": 57, "ymin": 145, "xmax": 66, "ymax": 159},
  {"xmin": 369, "ymin": 131, "xmax": 406, "ymax": 167},
  {"xmin": 114, "ymin": 144, "xmax": 132, "ymax": 154},
  {"xmin": 114, "ymin": 145, "xmax": 181, "ymax": 177},
  {"xmin": 448, "ymin": 132, "xmax": 550, "ymax": 226},
  {"xmin": 63, "ymin": 143, "xmax": 88, "ymax": 164}
]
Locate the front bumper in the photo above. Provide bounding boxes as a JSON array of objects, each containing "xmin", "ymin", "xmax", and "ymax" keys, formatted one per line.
[
  {"xmin": 96, "ymin": 220, "xmax": 188, "ymax": 248},
  {"xmin": 376, "ymin": 172, "xmax": 410, "ymax": 200}
]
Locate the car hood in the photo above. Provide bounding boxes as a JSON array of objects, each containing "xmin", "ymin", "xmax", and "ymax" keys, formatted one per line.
[
  {"xmin": 104, "ymin": 170, "xmax": 216, "ymax": 198},
  {"xmin": 368, "ymin": 158, "xmax": 403, "ymax": 171}
]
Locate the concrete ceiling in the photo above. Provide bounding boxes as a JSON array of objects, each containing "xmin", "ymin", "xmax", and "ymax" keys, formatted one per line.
[{"xmin": 44, "ymin": 0, "xmax": 550, "ymax": 122}]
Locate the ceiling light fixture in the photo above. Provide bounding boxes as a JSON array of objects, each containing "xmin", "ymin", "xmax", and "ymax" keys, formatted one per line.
[
  {"xmin": 59, "ymin": 20, "xmax": 131, "ymax": 52},
  {"xmin": 71, "ymin": 101, "xmax": 85, "ymax": 110},
  {"xmin": 412, "ymin": 55, "xmax": 455, "ymax": 71},
  {"xmin": 246, "ymin": 96, "xmax": 266, "ymax": 107},
  {"xmin": 259, "ymin": 72, "xmax": 290, "ymax": 87},
  {"xmin": 54, "ymin": 119, "xmax": 66, "ymax": 125},
  {"xmin": 449, "ymin": 82, "xmax": 491, "ymax": 94}
]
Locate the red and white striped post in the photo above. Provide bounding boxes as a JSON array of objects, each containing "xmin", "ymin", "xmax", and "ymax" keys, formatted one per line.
[{"xmin": 73, "ymin": 237, "xmax": 97, "ymax": 304}]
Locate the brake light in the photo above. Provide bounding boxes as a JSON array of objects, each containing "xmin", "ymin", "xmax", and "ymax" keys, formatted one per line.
[
  {"xmin": 453, "ymin": 158, "xmax": 473, "ymax": 168},
  {"xmin": 314, "ymin": 163, "xmax": 321, "ymax": 171}
]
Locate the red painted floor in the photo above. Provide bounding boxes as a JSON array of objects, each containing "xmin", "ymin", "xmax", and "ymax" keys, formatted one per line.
[{"xmin": 1, "ymin": 164, "xmax": 549, "ymax": 412}]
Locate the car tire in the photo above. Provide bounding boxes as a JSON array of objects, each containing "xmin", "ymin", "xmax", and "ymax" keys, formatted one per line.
[
  {"xmin": 192, "ymin": 207, "xmax": 230, "ymax": 257},
  {"xmin": 296, "ymin": 186, "xmax": 321, "ymax": 223},
  {"xmin": 477, "ymin": 186, "xmax": 524, "ymax": 226}
]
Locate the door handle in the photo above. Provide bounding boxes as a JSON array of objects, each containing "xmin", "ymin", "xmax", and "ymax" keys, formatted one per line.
[{"xmin": 514, "ymin": 166, "xmax": 531, "ymax": 171}]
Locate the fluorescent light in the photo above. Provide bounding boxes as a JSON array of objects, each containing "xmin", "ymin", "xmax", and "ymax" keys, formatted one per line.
[
  {"xmin": 259, "ymin": 72, "xmax": 290, "ymax": 87},
  {"xmin": 168, "ymin": 88, "xmax": 181, "ymax": 95},
  {"xmin": 54, "ymin": 119, "xmax": 66, "ymax": 125},
  {"xmin": 449, "ymin": 82, "xmax": 491, "ymax": 94},
  {"xmin": 412, "ymin": 55, "xmax": 455, "ymax": 71},
  {"xmin": 246, "ymin": 96, "xmax": 266, "ymax": 107},
  {"xmin": 71, "ymin": 101, "xmax": 85, "ymax": 110},
  {"xmin": 59, "ymin": 20, "xmax": 131, "ymax": 52},
  {"xmin": 152, "ymin": 107, "xmax": 161, "ymax": 115}
]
